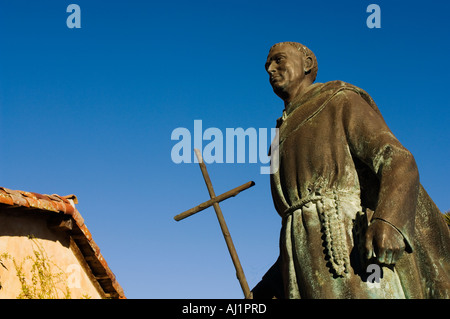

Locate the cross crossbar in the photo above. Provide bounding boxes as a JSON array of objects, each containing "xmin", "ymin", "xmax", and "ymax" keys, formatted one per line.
[{"xmin": 173, "ymin": 181, "xmax": 255, "ymax": 221}]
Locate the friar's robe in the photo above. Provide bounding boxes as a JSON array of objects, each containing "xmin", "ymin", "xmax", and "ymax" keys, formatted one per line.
[{"xmin": 252, "ymin": 80, "xmax": 450, "ymax": 299}]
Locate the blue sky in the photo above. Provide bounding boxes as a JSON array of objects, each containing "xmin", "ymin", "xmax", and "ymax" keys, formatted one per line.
[{"xmin": 0, "ymin": 0, "xmax": 448, "ymax": 299}]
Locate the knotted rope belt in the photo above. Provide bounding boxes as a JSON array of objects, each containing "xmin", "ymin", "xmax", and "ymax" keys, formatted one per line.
[{"xmin": 282, "ymin": 191, "xmax": 357, "ymax": 277}]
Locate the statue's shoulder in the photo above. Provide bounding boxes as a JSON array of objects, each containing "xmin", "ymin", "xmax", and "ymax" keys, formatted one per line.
[
  {"xmin": 320, "ymin": 80, "xmax": 363, "ymax": 94},
  {"xmin": 302, "ymin": 80, "xmax": 362, "ymax": 107},
  {"xmin": 320, "ymin": 80, "xmax": 383, "ymax": 118}
]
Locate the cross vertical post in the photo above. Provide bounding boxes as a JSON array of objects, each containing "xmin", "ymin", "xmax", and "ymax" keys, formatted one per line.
[{"xmin": 174, "ymin": 148, "xmax": 254, "ymax": 299}]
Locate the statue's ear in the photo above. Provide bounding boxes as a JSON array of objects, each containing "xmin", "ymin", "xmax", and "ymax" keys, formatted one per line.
[{"xmin": 304, "ymin": 56, "xmax": 314, "ymax": 74}]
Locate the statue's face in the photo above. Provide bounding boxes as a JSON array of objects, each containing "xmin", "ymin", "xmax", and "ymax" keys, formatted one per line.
[{"xmin": 265, "ymin": 44, "xmax": 305, "ymax": 99}]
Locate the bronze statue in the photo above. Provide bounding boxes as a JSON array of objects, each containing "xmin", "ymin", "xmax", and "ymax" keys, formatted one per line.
[{"xmin": 252, "ymin": 42, "xmax": 450, "ymax": 298}]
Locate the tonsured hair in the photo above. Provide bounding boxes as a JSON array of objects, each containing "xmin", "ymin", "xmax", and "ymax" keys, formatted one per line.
[{"xmin": 270, "ymin": 42, "xmax": 318, "ymax": 82}]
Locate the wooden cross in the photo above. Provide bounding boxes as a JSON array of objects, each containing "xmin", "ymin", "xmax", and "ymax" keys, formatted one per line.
[{"xmin": 174, "ymin": 148, "xmax": 255, "ymax": 299}]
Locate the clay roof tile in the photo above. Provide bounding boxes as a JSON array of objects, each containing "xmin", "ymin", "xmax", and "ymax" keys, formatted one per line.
[{"xmin": 0, "ymin": 186, "xmax": 125, "ymax": 299}]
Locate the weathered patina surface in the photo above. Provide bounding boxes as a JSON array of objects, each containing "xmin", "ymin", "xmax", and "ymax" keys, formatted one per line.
[{"xmin": 252, "ymin": 42, "xmax": 450, "ymax": 299}]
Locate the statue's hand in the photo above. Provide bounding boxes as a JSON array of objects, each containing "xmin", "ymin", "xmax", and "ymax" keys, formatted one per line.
[{"xmin": 365, "ymin": 219, "xmax": 405, "ymax": 265}]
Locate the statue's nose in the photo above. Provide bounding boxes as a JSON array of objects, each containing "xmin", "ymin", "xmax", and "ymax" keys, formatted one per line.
[{"xmin": 267, "ymin": 63, "xmax": 276, "ymax": 74}]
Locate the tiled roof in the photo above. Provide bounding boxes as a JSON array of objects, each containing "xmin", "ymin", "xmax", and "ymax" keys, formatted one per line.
[{"xmin": 0, "ymin": 187, "xmax": 125, "ymax": 299}]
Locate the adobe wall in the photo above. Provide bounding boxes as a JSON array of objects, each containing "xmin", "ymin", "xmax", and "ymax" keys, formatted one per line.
[{"xmin": 0, "ymin": 211, "xmax": 103, "ymax": 299}]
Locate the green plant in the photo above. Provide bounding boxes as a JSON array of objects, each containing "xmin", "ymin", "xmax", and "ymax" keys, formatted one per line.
[
  {"xmin": 0, "ymin": 252, "xmax": 9, "ymax": 290},
  {"xmin": 1, "ymin": 236, "xmax": 90, "ymax": 299},
  {"xmin": 12, "ymin": 237, "xmax": 71, "ymax": 299}
]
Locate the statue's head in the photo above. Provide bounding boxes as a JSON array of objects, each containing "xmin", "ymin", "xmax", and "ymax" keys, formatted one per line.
[{"xmin": 266, "ymin": 42, "xmax": 318, "ymax": 102}]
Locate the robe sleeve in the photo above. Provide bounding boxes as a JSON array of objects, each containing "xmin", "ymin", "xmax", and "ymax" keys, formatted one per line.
[{"xmin": 340, "ymin": 90, "xmax": 419, "ymax": 251}]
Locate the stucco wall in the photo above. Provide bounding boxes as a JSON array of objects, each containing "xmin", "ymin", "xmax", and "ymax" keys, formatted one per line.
[{"xmin": 0, "ymin": 211, "xmax": 103, "ymax": 299}]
